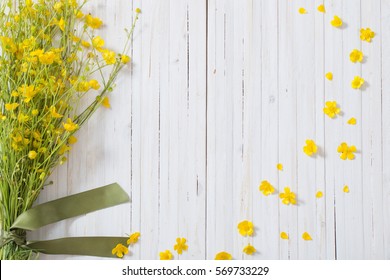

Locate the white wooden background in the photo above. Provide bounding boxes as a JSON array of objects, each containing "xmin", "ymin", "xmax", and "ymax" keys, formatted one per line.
[{"xmin": 30, "ymin": 0, "xmax": 390, "ymax": 260}]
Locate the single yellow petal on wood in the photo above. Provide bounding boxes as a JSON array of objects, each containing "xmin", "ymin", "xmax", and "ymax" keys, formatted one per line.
[
  {"xmin": 325, "ymin": 72, "xmax": 333, "ymax": 80},
  {"xmin": 347, "ymin": 118, "xmax": 357, "ymax": 125},
  {"xmin": 280, "ymin": 232, "xmax": 289, "ymax": 240},
  {"xmin": 302, "ymin": 232, "xmax": 312, "ymax": 241},
  {"xmin": 317, "ymin": 4, "xmax": 326, "ymax": 13},
  {"xmin": 343, "ymin": 186, "xmax": 350, "ymax": 193},
  {"xmin": 277, "ymin": 163, "xmax": 283, "ymax": 171},
  {"xmin": 299, "ymin": 7, "xmax": 307, "ymax": 14},
  {"xmin": 102, "ymin": 96, "xmax": 111, "ymax": 108},
  {"xmin": 316, "ymin": 191, "xmax": 323, "ymax": 198}
]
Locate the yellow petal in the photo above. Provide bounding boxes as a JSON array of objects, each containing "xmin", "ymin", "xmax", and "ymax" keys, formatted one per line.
[
  {"xmin": 299, "ymin": 8, "xmax": 307, "ymax": 14},
  {"xmin": 277, "ymin": 163, "xmax": 283, "ymax": 171},
  {"xmin": 302, "ymin": 232, "xmax": 312, "ymax": 241},
  {"xmin": 102, "ymin": 96, "xmax": 111, "ymax": 108},
  {"xmin": 317, "ymin": 4, "xmax": 326, "ymax": 13},
  {"xmin": 280, "ymin": 232, "xmax": 289, "ymax": 240},
  {"xmin": 343, "ymin": 186, "xmax": 350, "ymax": 193},
  {"xmin": 316, "ymin": 191, "xmax": 323, "ymax": 198},
  {"xmin": 347, "ymin": 118, "xmax": 357, "ymax": 125},
  {"xmin": 325, "ymin": 72, "xmax": 333, "ymax": 81}
]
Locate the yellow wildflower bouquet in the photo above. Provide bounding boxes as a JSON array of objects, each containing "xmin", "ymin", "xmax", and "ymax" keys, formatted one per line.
[{"xmin": 0, "ymin": 0, "xmax": 138, "ymax": 259}]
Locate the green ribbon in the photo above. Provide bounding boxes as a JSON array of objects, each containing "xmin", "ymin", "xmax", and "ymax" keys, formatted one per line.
[{"xmin": 8, "ymin": 183, "xmax": 130, "ymax": 258}]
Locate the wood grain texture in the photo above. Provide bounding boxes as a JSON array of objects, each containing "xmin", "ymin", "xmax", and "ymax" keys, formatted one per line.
[{"xmin": 31, "ymin": 0, "xmax": 389, "ymax": 260}]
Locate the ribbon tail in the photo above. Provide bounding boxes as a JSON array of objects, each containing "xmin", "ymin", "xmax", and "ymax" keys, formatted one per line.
[
  {"xmin": 27, "ymin": 237, "xmax": 129, "ymax": 258},
  {"xmin": 11, "ymin": 183, "xmax": 130, "ymax": 231}
]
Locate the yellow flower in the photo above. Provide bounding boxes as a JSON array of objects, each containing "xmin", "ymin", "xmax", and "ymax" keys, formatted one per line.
[
  {"xmin": 350, "ymin": 49, "xmax": 363, "ymax": 63},
  {"xmin": 174, "ymin": 238, "xmax": 188, "ymax": 255},
  {"xmin": 18, "ymin": 113, "xmax": 30, "ymax": 123},
  {"xmin": 31, "ymin": 109, "xmax": 39, "ymax": 116},
  {"xmin": 302, "ymin": 232, "xmax": 312, "ymax": 241},
  {"xmin": 317, "ymin": 4, "xmax": 326, "ymax": 13},
  {"xmin": 215, "ymin": 252, "xmax": 232, "ymax": 260},
  {"xmin": 49, "ymin": 106, "xmax": 63, "ymax": 118},
  {"xmin": 19, "ymin": 84, "xmax": 37, "ymax": 103},
  {"xmin": 68, "ymin": 136, "xmax": 78, "ymax": 145},
  {"xmin": 58, "ymin": 145, "xmax": 71, "ymax": 155},
  {"xmin": 331, "ymin": 15, "xmax": 343, "ymax": 27},
  {"xmin": 351, "ymin": 76, "xmax": 364, "ymax": 89},
  {"xmin": 323, "ymin": 101, "xmax": 341, "ymax": 118},
  {"xmin": 325, "ymin": 72, "xmax": 333, "ymax": 81},
  {"xmin": 159, "ymin": 250, "xmax": 173, "ymax": 260},
  {"xmin": 63, "ymin": 118, "xmax": 79, "ymax": 132},
  {"xmin": 337, "ymin": 142, "xmax": 357, "ymax": 160},
  {"xmin": 298, "ymin": 8, "xmax": 307, "ymax": 14},
  {"xmin": 360, "ymin": 28, "xmax": 375, "ymax": 42},
  {"xmin": 58, "ymin": 17, "xmax": 65, "ymax": 31},
  {"xmin": 28, "ymin": 150, "xmax": 37, "ymax": 160},
  {"xmin": 121, "ymin": 54, "xmax": 131, "ymax": 64},
  {"xmin": 259, "ymin": 180, "xmax": 275, "ymax": 196},
  {"xmin": 102, "ymin": 97, "xmax": 111, "ymax": 108},
  {"xmin": 0, "ymin": 113, "xmax": 6, "ymax": 121},
  {"xmin": 135, "ymin": 8, "xmax": 142, "ymax": 14},
  {"xmin": 102, "ymin": 50, "xmax": 116, "ymax": 65},
  {"xmin": 280, "ymin": 232, "xmax": 289, "ymax": 240},
  {"xmin": 277, "ymin": 163, "xmax": 283, "ymax": 171},
  {"xmin": 303, "ymin": 139, "xmax": 318, "ymax": 156},
  {"xmin": 81, "ymin": 41, "xmax": 91, "ymax": 48},
  {"xmin": 316, "ymin": 191, "xmax": 323, "ymax": 198},
  {"xmin": 89, "ymin": 79, "xmax": 101, "ymax": 90},
  {"xmin": 127, "ymin": 232, "xmax": 141, "ymax": 245},
  {"xmin": 279, "ymin": 187, "xmax": 297, "ymax": 205},
  {"xmin": 343, "ymin": 185, "xmax": 350, "ymax": 193},
  {"xmin": 85, "ymin": 15, "xmax": 103, "ymax": 29},
  {"xmin": 242, "ymin": 244, "xmax": 256, "ymax": 255},
  {"xmin": 347, "ymin": 117, "xmax": 357, "ymax": 125},
  {"xmin": 92, "ymin": 36, "xmax": 105, "ymax": 50},
  {"xmin": 237, "ymin": 220, "xmax": 254, "ymax": 236},
  {"xmin": 76, "ymin": 10, "xmax": 84, "ymax": 19},
  {"xmin": 5, "ymin": 103, "xmax": 19, "ymax": 111},
  {"xmin": 111, "ymin": 243, "xmax": 129, "ymax": 258}
]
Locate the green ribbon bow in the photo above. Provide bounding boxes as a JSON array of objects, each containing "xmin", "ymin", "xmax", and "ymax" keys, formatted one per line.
[{"xmin": 7, "ymin": 183, "xmax": 130, "ymax": 258}]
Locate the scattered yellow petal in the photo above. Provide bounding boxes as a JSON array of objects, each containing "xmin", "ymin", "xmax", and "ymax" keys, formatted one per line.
[
  {"xmin": 174, "ymin": 238, "xmax": 188, "ymax": 255},
  {"xmin": 323, "ymin": 101, "xmax": 341, "ymax": 118},
  {"xmin": 280, "ymin": 232, "xmax": 289, "ymax": 240},
  {"xmin": 68, "ymin": 136, "xmax": 78, "ymax": 145},
  {"xmin": 243, "ymin": 244, "xmax": 256, "ymax": 255},
  {"xmin": 298, "ymin": 8, "xmax": 307, "ymax": 14},
  {"xmin": 279, "ymin": 187, "xmax": 297, "ymax": 205},
  {"xmin": 360, "ymin": 28, "xmax": 375, "ymax": 42},
  {"xmin": 350, "ymin": 49, "xmax": 364, "ymax": 63},
  {"xmin": 259, "ymin": 180, "xmax": 275, "ymax": 196},
  {"xmin": 351, "ymin": 76, "xmax": 365, "ymax": 89},
  {"xmin": 325, "ymin": 72, "xmax": 333, "ymax": 81},
  {"xmin": 237, "ymin": 220, "xmax": 254, "ymax": 236},
  {"xmin": 302, "ymin": 232, "xmax": 312, "ymax": 241},
  {"xmin": 111, "ymin": 243, "xmax": 129, "ymax": 258},
  {"xmin": 127, "ymin": 232, "xmax": 141, "ymax": 245},
  {"xmin": 347, "ymin": 118, "xmax": 357, "ymax": 125},
  {"xmin": 215, "ymin": 252, "xmax": 232, "ymax": 260},
  {"xmin": 343, "ymin": 186, "xmax": 350, "ymax": 193},
  {"xmin": 277, "ymin": 163, "xmax": 283, "ymax": 171},
  {"xmin": 316, "ymin": 191, "xmax": 323, "ymax": 198},
  {"xmin": 303, "ymin": 139, "xmax": 318, "ymax": 157},
  {"xmin": 159, "ymin": 250, "xmax": 173, "ymax": 260},
  {"xmin": 102, "ymin": 97, "xmax": 111, "ymax": 108},
  {"xmin": 317, "ymin": 4, "xmax": 326, "ymax": 13},
  {"xmin": 330, "ymin": 15, "xmax": 343, "ymax": 28}
]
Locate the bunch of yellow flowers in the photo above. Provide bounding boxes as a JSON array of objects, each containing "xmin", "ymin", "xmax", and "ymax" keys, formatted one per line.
[{"xmin": 0, "ymin": 0, "xmax": 138, "ymax": 259}]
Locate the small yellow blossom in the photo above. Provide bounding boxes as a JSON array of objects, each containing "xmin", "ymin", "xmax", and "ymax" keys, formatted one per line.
[
  {"xmin": 325, "ymin": 72, "xmax": 333, "ymax": 81},
  {"xmin": 68, "ymin": 136, "xmax": 78, "ymax": 145},
  {"xmin": 28, "ymin": 150, "xmax": 37, "ymax": 160},
  {"xmin": 279, "ymin": 187, "xmax": 297, "ymax": 205},
  {"xmin": 121, "ymin": 54, "xmax": 131, "ymax": 64},
  {"xmin": 351, "ymin": 76, "xmax": 365, "ymax": 89},
  {"xmin": 343, "ymin": 185, "xmax": 350, "ymax": 193},
  {"xmin": 303, "ymin": 139, "xmax": 318, "ymax": 157},
  {"xmin": 58, "ymin": 17, "xmax": 65, "ymax": 31},
  {"xmin": 347, "ymin": 118, "xmax": 357, "ymax": 125},
  {"xmin": 0, "ymin": 113, "xmax": 6, "ymax": 121},
  {"xmin": 102, "ymin": 97, "xmax": 111, "ymax": 108},
  {"xmin": 277, "ymin": 163, "xmax": 283, "ymax": 171},
  {"xmin": 159, "ymin": 250, "xmax": 173, "ymax": 260},
  {"xmin": 316, "ymin": 191, "xmax": 323, "ymax": 198},
  {"xmin": 136, "ymin": 8, "xmax": 142, "ymax": 14},
  {"xmin": 92, "ymin": 36, "xmax": 105, "ymax": 50},
  {"xmin": 102, "ymin": 50, "xmax": 116, "ymax": 65},
  {"xmin": 5, "ymin": 103, "xmax": 19, "ymax": 111},
  {"xmin": 81, "ymin": 41, "xmax": 91, "ymax": 48},
  {"xmin": 298, "ymin": 8, "xmax": 307, "ymax": 14},
  {"xmin": 317, "ymin": 4, "xmax": 326, "ymax": 13},
  {"xmin": 280, "ymin": 232, "xmax": 289, "ymax": 240},
  {"xmin": 18, "ymin": 113, "xmax": 30, "ymax": 123},
  {"xmin": 302, "ymin": 232, "xmax": 312, "ymax": 241},
  {"xmin": 89, "ymin": 79, "xmax": 101, "ymax": 90},
  {"xmin": 237, "ymin": 220, "xmax": 254, "ymax": 236},
  {"xmin": 76, "ymin": 10, "xmax": 84, "ymax": 19},
  {"xmin": 49, "ymin": 106, "xmax": 63, "ymax": 118},
  {"xmin": 360, "ymin": 28, "xmax": 375, "ymax": 42},
  {"xmin": 63, "ymin": 118, "xmax": 79, "ymax": 132},
  {"xmin": 259, "ymin": 180, "xmax": 275, "ymax": 196},
  {"xmin": 31, "ymin": 109, "xmax": 39, "ymax": 116},
  {"xmin": 350, "ymin": 49, "xmax": 364, "ymax": 63},
  {"xmin": 112, "ymin": 243, "xmax": 129, "ymax": 258},
  {"xmin": 19, "ymin": 84, "xmax": 37, "ymax": 103},
  {"xmin": 337, "ymin": 142, "xmax": 357, "ymax": 160},
  {"xmin": 85, "ymin": 15, "xmax": 103, "ymax": 29},
  {"xmin": 243, "ymin": 244, "xmax": 256, "ymax": 255},
  {"xmin": 215, "ymin": 252, "xmax": 232, "ymax": 260},
  {"xmin": 174, "ymin": 238, "xmax": 188, "ymax": 255},
  {"xmin": 127, "ymin": 232, "xmax": 141, "ymax": 245},
  {"xmin": 323, "ymin": 101, "xmax": 341, "ymax": 118},
  {"xmin": 331, "ymin": 15, "xmax": 343, "ymax": 28}
]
